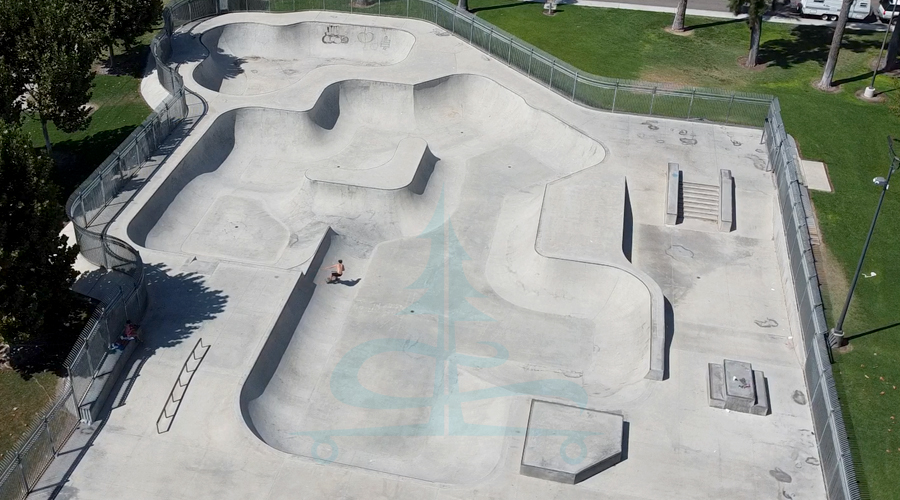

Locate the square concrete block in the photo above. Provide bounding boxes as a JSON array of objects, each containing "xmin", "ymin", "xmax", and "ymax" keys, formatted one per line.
[
  {"xmin": 520, "ymin": 400, "xmax": 625, "ymax": 484},
  {"xmin": 709, "ymin": 360, "xmax": 770, "ymax": 417}
]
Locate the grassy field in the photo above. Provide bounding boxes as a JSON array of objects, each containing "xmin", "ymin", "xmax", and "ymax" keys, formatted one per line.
[
  {"xmin": 0, "ymin": 371, "xmax": 59, "ymax": 463},
  {"xmin": 22, "ymin": 73, "xmax": 152, "ymax": 203},
  {"xmin": 466, "ymin": 2, "xmax": 900, "ymax": 497}
]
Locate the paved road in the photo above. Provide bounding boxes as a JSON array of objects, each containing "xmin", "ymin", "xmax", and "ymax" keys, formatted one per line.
[{"xmin": 555, "ymin": 0, "xmax": 889, "ymax": 30}]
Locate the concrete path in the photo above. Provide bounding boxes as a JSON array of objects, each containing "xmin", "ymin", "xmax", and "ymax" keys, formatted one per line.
[{"xmin": 42, "ymin": 11, "xmax": 826, "ymax": 500}]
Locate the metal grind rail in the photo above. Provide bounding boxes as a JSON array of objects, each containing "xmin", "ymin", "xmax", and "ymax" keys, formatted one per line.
[{"xmin": 156, "ymin": 339, "xmax": 211, "ymax": 434}]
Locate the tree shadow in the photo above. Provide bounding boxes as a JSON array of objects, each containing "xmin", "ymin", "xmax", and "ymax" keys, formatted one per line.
[
  {"xmin": 6, "ymin": 294, "xmax": 98, "ymax": 379},
  {"xmin": 759, "ymin": 25, "xmax": 882, "ymax": 69},
  {"xmin": 685, "ymin": 18, "xmax": 744, "ymax": 32},
  {"xmin": 138, "ymin": 263, "xmax": 229, "ymax": 355},
  {"xmin": 471, "ymin": 1, "xmax": 533, "ymax": 13},
  {"xmin": 48, "ymin": 126, "xmax": 141, "ymax": 204},
  {"xmin": 100, "ymin": 43, "xmax": 153, "ymax": 79}
]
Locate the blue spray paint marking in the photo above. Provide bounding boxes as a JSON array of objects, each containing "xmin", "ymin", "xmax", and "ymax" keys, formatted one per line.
[{"xmin": 292, "ymin": 189, "xmax": 593, "ymax": 464}]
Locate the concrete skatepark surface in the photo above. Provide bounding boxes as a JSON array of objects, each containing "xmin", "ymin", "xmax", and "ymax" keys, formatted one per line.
[{"xmin": 44, "ymin": 11, "xmax": 826, "ymax": 500}]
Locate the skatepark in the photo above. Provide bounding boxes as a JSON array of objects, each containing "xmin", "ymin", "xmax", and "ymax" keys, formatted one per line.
[{"xmin": 44, "ymin": 10, "xmax": 827, "ymax": 500}]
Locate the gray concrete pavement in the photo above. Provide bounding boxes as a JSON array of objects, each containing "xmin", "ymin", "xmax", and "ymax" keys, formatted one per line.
[{"xmin": 40, "ymin": 11, "xmax": 825, "ymax": 500}]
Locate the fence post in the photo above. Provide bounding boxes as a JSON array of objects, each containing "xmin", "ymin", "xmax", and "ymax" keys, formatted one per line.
[
  {"xmin": 188, "ymin": 1, "xmax": 193, "ymax": 20},
  {"xmin": 725, "ymin": 93, "xmax": 735, "ymax": 124},
  {"xmin": 649, "ymin": 87, "xmax": 656, "ymax": 115},
  {"xmin": 407, "ymin": 0, "xmax": 410, "ymax": 16},
  {"xmin": 507, "ymin": 38, "xmax": 511, "ymax": 62},
  {"xmin": 469, "ymin": 15, "xmax": 475, "ymax": 41},
  {"xmin": 17, "ymin": 453, "xmax": 29, "ymax": 492},
  {"xmin": 69, "ymin": 373, "xmax": 80, "ymax": 411},
  {"xmin": 611, "ymin": 81, "xmax": 619, "ymax": 112},
  {"xmin": 687, "ymin": 89, "xmax": 695, "ymax": 120},
  {"xmin": 549, "ymin": 60, "xmax": 555, "ymax": 89},
  {"xmin": 488, "ymin": 28, "xmax": 492, "ymax": 53},
  {"xmin": 45, "ymin": 418, "xmax": 57, "ymax": 454},
  {"xmin": 527, "ymin": 48, "xmax": 533, "ymax": 75},
  {"xmin": 572, "ymin": 72, "xmax": 578, "ymax": 100}
]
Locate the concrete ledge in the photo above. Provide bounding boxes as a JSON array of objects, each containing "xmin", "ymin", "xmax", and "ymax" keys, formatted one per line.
[
  {"xmin": 718, "ymin": 169, "xmax": 733, "ymax": 232},
  {"xmin": 306, "ymin": 137, "xmax": 437, "ymax": 194},
  {"xmin": 520, "ymin": 400, "xmax": 625, "ymax": 484},
  {"xmin": 665, "ymin": 162, "xmax": 679, "ymax": 226},
  {"xmin": 78, "ymin": 340, "xmax": 139, "ymax": 424}
]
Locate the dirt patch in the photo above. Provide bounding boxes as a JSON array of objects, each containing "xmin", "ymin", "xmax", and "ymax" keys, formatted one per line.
[
  {"xmin": 815, "ymin": 236, "xmax": 855, "ymax": 329},
  {"xmin": 811, "ymin": 78, "xmax": 843, "ymax": 93},
  {"xmin": 664, "ymin": 27, "xmax": 694, "ymax": 37},
  {"xmin": 737, "ymin": 56, "xmax": 770, "ymax": 71},
  {"xmin": 638, "ymin": 67, "xmax": 698, "ymax": 87}
]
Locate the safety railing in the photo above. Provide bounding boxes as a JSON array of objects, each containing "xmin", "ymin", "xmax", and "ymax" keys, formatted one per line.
[
  {"xmin": 765, "ymin": 99, "xmax": 860, "ymax": 500},
  {"xmin": 166, "ymin": 0, "xmax": 773, "ymax": 127},
  {"xmin": 0, "ymin": 1, "xmax": 858, "ymax": 499}
]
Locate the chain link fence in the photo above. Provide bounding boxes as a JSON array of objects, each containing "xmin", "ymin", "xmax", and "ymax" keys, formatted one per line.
[
  {"xmin": 765, "ymin": 100, "xmax": 860, "ymax": 500},
  {"xmin": 0, "ymin": 1, "xmax": 858, "ymax": 499}
]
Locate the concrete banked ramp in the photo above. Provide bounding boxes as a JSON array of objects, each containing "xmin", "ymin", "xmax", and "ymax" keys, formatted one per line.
[
  {"xmin": 127, "ymin": 71, "xmax": 663, "ymax": 481},
  {"xmin": 194, "ymin": 22, "xmax": 416, "ymax": 95}
]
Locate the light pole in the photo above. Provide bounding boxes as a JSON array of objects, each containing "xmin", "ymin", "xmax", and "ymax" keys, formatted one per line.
[
  {"xmin": 865, "ymin": 2, "xmax": 900, "ymax": 99},
  {"xmin": 830, "ymin": 136, "xmax": 899, "ymax": 347}
]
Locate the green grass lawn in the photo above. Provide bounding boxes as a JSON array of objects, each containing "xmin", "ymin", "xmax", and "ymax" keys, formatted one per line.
[
  {"xmin": 0, "ymin": 371, "xmax": 59, "ymax": 464},
  {"xmin": 22, "ymin": 73, "xmax": 152, "ymax": 202},
  {"xmin": 466, "ymin": 2, "xmax": 900, "ymax": 497}
]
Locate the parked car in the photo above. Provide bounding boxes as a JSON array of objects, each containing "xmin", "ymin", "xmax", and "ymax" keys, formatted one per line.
[
  {"xmin": 874, "ymin": 0, "xmax": 900, "ymax": 22},
  {"xmin": 798, "ymin": 0, "xmax": 872, "ymax": 21}
]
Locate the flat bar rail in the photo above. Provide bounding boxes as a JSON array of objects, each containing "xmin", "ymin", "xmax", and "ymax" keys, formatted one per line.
[{"xmin": 157, "ymin": 339, "xmax": 211, "ymax": 434}]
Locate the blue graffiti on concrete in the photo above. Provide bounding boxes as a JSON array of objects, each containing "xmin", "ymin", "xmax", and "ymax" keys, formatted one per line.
[{"xmin": 292, "ymin": 190, "xmax": 593, "ymax": 464}]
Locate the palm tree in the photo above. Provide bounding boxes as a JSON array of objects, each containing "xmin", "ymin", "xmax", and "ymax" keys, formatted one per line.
[
  {"xmin": 818, "ymin": 0, "xmax": 854, "ymax": 89},
  {"xmin": 672, "ymin": 0, "xmax": 689, "ymax": 32},
  {"xmin": 728, "ymin": 0, "xmax": 769, "ymax": 67}
]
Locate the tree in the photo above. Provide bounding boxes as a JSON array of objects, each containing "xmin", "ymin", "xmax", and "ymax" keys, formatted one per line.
[
  {"xmin": 86, "ymin": 0, "xmax": 163, "ymax": 71},
  {"xmin": 728, "ymin": 0, "xmax": 769, "ymax": 67},
  {"xmin": 672, "ymin": 0, "xmax": 689, "ymax": 32},
  {"xmin": 0, "ymin": 122, "xmax": 79, "ymax": 347},
  {"xmin": 818, "ymin": 0, "xmax": 854, "ymax": 89},
  {"xmin": 458, "ymin": 0, "xmax": 468, "ymax": 12},
  {"xmin": 17, "ymin": 0, "xmax": 98, "ymax": 155},
  {"xmin": 0, "ymin": 0, "xmax": 31, "ymax": 124}
]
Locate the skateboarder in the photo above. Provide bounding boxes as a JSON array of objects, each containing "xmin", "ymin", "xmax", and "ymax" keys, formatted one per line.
[{"xmin": 325, "ymin": 260, "xmax": 344, "ymax": 284}]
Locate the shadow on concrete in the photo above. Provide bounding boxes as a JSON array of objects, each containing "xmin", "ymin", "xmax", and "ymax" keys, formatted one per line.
[
  {"xmin": 139, "ymin": 263, "xmax": 228, "ymax": 355},
  {"xmin": 663, "ymin": 297, "xmax": 674, "ymax": 380},
  {"xmin": 623, "ymin": 181, "xmax": 633, "ymax": 263},
  {"xmin": 620, "ymin": 420, "xmax": 630, "ymax": 461},
  {"xmin": 332, "ymin": 278, "xmax": 362, "ymax": 287},
  {"xmin": 30, "ymin": 264, "xmax": 227, "ymax": 497}
]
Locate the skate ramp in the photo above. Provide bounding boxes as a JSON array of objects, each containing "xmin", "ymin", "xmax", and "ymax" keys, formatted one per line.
[
  {"xmin": 127, "ymin": 75, "xmax": 606, "ymax": 268},
  {"xmin": 195, "ymin": 22, "xmax": 416, "ymax": 95}
]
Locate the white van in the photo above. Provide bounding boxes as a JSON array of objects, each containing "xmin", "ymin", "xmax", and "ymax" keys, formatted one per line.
[
  {"xmin": 798, "ymin": 0, "xmax": 872, "ymax": 21},
  {"xmin": 874, "ymin": 0, "xmax": 900, "ymax": 22}
]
